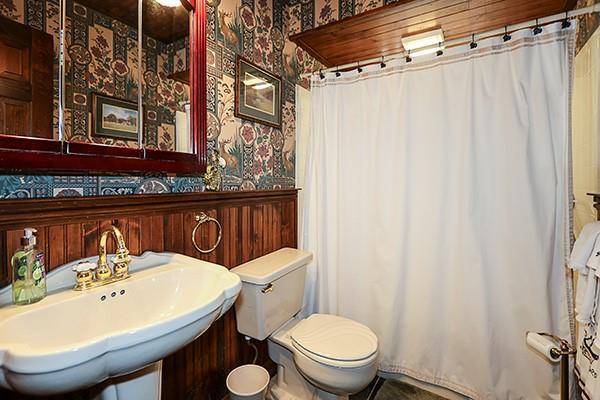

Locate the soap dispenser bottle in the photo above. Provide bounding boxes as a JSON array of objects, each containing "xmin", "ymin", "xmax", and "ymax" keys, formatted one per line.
[{"xmin": 11, "ymin": 228, "xmax": 46, "ymax": 305}]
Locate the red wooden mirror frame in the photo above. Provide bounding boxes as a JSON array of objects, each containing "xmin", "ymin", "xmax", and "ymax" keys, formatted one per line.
[{"xmin": 0, "ymin": 0, "xmax": 206, "ymax": 175}]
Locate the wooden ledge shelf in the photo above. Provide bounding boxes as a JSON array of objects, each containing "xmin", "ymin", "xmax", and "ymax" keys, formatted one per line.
[{"xmin": 289, "ymin": 0, "xmax": 576, "ymax": 68}]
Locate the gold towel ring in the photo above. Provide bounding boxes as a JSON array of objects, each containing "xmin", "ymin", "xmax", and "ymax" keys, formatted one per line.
[{"xmin": 192, "ymin": 213, "xmax": 222, "ymax": 253}]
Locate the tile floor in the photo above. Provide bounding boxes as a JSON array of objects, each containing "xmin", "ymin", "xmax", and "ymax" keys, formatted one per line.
[{"xmin": 351, "ymin": 378, "xmax": 447, "ymax": 400}]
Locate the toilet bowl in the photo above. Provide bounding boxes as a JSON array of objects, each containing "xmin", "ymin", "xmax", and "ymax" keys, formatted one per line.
[
  {"xmin": 290, "ymin": 314, "xmax": 378, "ymax": 395},
  {"xmin": 268, "ymin": 314, "xmax": 378, "ymax": 399},
  {"xmin": 231, "ymin": 248, "xmax": 379, "ymax": 400}
]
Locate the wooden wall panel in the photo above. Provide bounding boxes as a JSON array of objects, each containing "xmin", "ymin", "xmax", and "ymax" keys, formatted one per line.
[{"xmin": 0, "ymin": 190, "xmax": 298, "ymax": 400}]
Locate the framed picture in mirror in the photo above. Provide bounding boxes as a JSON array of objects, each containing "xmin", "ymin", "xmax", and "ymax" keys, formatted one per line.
[
  {"xmin": 235, "ymin": 56, "xmax": 282, "ymax": 129},
  {"xmin": 92, "ymin": 94, "xmax": 139, "ymax": 141}
]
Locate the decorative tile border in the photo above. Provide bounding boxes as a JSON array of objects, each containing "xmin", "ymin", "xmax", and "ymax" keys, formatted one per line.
[{"xmin": 0, "ymin": 176, "xmax": 206, "ymax": 199}]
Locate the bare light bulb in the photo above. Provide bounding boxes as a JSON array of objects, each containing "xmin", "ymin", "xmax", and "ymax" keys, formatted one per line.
[{"xmin": 155, "ymin": 0, "xmax": 181, "ymax": 7}]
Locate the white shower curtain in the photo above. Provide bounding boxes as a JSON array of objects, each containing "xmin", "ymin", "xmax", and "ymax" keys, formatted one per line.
[{"xmin": 302, "ymin": 22, "xmax": 575, "ymax": 399}]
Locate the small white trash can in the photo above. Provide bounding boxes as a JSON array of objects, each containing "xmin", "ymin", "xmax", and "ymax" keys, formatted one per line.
[{"xmin": 226, "ymin": 364, "xmax": 270, "ymax": 400}]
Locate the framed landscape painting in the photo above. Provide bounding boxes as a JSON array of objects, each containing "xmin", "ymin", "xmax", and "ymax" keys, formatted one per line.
[
  {"xmin": 235, "ymin": 56, "xmax": 282, "ymax": 128},
  {"xmin": 92, "ymin": 94, "xmax": 139, "ymax": 141}
]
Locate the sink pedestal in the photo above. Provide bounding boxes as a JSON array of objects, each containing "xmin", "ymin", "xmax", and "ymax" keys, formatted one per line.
[{"xmin": 96, "ymin": 362, "xmax": 162, "ymax": 400}]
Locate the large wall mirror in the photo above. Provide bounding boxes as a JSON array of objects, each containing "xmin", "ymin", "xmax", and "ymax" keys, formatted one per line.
[{"xmin": 0, "ymin": 0, "xmax": 206, "ymax": 174}]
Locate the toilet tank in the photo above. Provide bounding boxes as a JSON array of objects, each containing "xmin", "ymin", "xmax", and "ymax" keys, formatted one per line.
[{"xmin": 231, "ymin": 248, "xmax": 313, "ymax": 340}]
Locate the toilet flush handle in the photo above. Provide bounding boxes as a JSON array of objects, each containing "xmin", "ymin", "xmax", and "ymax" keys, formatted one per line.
[{"xmin": 261, "ymin": 283, "xmax": 274, "ymax": 294}]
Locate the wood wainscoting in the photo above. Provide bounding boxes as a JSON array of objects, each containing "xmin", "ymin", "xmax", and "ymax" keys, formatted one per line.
[{"xmin": 0, "ymin": 189, "xmax": 298, "ymax": 400}]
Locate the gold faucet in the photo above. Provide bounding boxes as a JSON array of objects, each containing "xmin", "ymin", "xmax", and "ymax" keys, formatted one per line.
[{"xmin": 73, "ymin": 225, "xmax": 131, "ymax": 291}]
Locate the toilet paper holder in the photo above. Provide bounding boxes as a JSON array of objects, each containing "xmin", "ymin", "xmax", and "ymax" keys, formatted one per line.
[
  {"xmin": 526, "ymin": 332, "xmax": 576, "ymax": 400},
  {"xmin": 530, "ymin": 332, "xmax": 576, "ymax": 359}
]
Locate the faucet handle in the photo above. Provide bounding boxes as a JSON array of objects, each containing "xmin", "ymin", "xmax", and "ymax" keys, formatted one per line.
[
  {"xmin": 73, "ymin": 262, "xmax": 96, "ymax": 289},
  {"xmin": 73, "ymin": 261, "xmax": 96, "ymax": 273},
  {"xmin": 111, "ymin": 252, "xmax": 130, "ymax": 277}
]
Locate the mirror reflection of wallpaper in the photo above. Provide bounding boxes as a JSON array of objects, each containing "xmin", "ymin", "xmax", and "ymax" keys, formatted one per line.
[{"xmin": 0, "ymin": 0, "xmax": 189, "ymax": 151}]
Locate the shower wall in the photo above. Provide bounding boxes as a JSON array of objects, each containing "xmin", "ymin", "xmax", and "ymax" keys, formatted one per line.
[{"xmin": 573, "ymin": 25, "xmax": 600, "ymax": 236}]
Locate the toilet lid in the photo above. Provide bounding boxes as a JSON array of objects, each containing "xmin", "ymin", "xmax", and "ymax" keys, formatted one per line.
[{"xmin": 290, "ymin": 314, "xmax": 378, "ymax": 365}]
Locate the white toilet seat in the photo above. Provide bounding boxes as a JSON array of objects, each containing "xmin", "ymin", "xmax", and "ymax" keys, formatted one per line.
[
  {"xmin": 292, "ymin": 340, "xmax": 379, "ymax": 368},
  {"xmin": 290, "ymin": 314, "xmax": 378, "ymax": 368},
  {"xmin": 267, "ymin": 314, "xmax": 380, "ymax": 398}
]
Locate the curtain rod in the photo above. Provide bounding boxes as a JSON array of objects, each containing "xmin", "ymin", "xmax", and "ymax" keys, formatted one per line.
[{"xmin": 301, "ymin": 3, "xmax": 600, "ymax": 78}]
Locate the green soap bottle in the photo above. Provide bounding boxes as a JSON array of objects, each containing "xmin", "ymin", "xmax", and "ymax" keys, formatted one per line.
[{"xmin": 11, "ymin": 228, "xmax": 47, "ymax": 305}]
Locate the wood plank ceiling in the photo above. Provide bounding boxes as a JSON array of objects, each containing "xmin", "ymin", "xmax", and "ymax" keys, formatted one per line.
[
  {"xmin": 290, "ymin": 0, "xmax": 578, "ymax": 68},
  {"xmin": 76, "ymin": 0, "xmax": 189, "ymax": 43}
]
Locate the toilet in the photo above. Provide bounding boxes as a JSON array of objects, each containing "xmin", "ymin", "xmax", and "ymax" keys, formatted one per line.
[{"xmin": 231, "ymin": 248, "xmax": 379, "ymax": 400}]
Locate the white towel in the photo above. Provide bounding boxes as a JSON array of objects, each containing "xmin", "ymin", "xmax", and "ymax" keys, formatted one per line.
[
  {"xmin": 575, "ymin": 236, "xmax": 600, "ymax": 324},
  {"xmin": 570, "ymin": 223, "xmax": 600, "ymax": 323},
  {"xmin": 588, "ymin": 236, "xmax": 600, "ymax": 274},
  {"xmin": 573, "ymin": 222, "xmax": 600, "ymax": 399},
  {"xmin": 576, "ymin": 318, "xmax": 600, "ymax": 400},
  {"xmin": 576, "ymin": 274, "xmax": 599, "ymax": 324},
  {"xmin": 570, "ymin": 221, "xmax": 600, "ymax": 272}
]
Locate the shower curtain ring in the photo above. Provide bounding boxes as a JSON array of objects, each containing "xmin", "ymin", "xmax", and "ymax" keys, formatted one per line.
[
  {"xmin": 562, "ymin": 12, "xmax": 572, "ymax": 29},
  {"xmin": 470, "ymin": 33, "xmax": 478, "ymax": 49},
  {"xmin": 503, "ymin": 26, "xmax": 512, "ymax": 42},
  {"xmin": 319, "ymin": 69, "xmax": 325, "ymax": 80},
  {"xmin": 533, "ymin": 19, "xmax": 543, "ymax": 35},
  {"xmin": 380, "ymin": 56, "xmax": 386, "ymax": 69},
  {"xmin": 406, "ymin": 50, "xmax": 412, "ymax": 63}
]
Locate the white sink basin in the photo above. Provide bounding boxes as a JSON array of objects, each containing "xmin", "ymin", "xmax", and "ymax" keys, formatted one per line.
[{"xmin": 0, "ymin": 251, "xmax": 241, "ymax": 397}]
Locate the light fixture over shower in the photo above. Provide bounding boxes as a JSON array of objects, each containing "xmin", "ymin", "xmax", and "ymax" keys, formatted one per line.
[
  {"xmin": 154, "ymin": 0, "xmax": 182, "ymax": 7},
  {"xmin": 401, "ymin": 29, "xmax": 445, "ymax": 57}
]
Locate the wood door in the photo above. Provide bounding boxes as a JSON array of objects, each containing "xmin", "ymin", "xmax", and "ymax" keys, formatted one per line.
[{"xmin": 0, "ymin": 15, "xmax": 53, "ymax": 139}]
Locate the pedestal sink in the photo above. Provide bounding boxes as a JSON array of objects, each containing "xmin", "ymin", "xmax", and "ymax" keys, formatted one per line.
[{"xmin": 0, "ymin": 252, "xmax": 241, "ymax": 399}]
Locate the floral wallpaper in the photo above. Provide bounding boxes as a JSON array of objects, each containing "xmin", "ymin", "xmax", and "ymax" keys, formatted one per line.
[
  {"xmin": 66, "ymin": 4, "xmax": 191, "ymax": 151},
  {"xmin": 203, "ymin": 0, "xmax": 306, "ymax": 191},
  {"xmin": 2, "ymin": 0, "xmax": 598, "ymax": 199},
  {"xmin": 0, "ymin": 0, "xmax": 189, "ymax": 150},
  {"xmin": 0, "ymin": 0, "xmax": 311, "ymax": 198}
]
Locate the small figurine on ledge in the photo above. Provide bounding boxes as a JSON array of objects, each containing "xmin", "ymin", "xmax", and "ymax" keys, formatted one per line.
[{"xmin": 203, "ymin": 149, "xmax": 226, "ymax": 191}]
